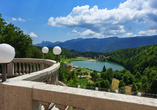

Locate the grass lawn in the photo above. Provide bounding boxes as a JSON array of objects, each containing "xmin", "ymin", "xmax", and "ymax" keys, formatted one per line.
[
  {"xmin": 111, "ymin": 78, "xmax": 120, "ymax": 91},
  {"xmin": 86, "ymin": 77, "xmax": 94, "ymax": 83},
  {"xmin": 79, "ymin": 77, "xmax": 88, "ymax": 85},
  {"xmin": 125, "ymin": 86, "xmax": 132, "ymax": 95},
  {"xmin": 111, "ymin": 78, "xmax": 132, "ymax": 95}
]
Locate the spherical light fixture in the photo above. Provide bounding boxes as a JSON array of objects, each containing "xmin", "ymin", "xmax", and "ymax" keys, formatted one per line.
[
  {"xmin": 95, "ymin": 87, "xmax": 98, "ymax": 91},
  {"xmin": 42, "ymin": 47, "xmax": 49, "ymax": 54},
  {"xmin": 53, "ymin": 46, "xmax": 62, "ymax": 55},
  {"xmin": 78, "ymin": 85, "xmax": 80, "ymax": 88},
  {"xmin": 137, "ymin": 92, "xmax": 141, "ymax": 96},
  {"xmin": 0, "ymin": 43, "xmax": 15, "ymax": 82},
  {"xmin": 115, "ymin": 90, "xmax": 119, "ymax": 93},
  {"xmin": 0, "ymin": 43, "xmax": 15, "ymax": 63},
  {"xmin": 42, "ymin": 47, "xmax": 49, "ymax": 59},
  {"xmin": 53, "ymin": 46, "xmax": 62, "ymax": 63}
]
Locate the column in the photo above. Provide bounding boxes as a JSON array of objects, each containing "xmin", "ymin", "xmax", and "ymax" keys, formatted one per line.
[
  {"xmin": 7, "ymin": 62, "xmax": 14, "ymax": 77},
  {"xmin": 32, "ymin": 100, "xmax": 41, "ymax": 110}
]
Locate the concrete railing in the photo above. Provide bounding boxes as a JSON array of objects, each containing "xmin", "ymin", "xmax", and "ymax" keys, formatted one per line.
[
  {"xmin": 0, "ymin": 58, "xmax": 157, "ymax": 110},
  {"xmin": 6, "ymin": 58, "xmax": 53, "ymax": 77}
]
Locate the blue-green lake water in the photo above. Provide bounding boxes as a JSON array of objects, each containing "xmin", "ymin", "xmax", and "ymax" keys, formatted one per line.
[{"xmin": 71, "ymin": 60, "xmax": 125, "ymax": 71}]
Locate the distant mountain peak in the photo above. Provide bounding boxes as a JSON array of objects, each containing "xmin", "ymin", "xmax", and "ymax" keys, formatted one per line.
[{"xmin": 35, "ymin": 35, "xmax": 157, "ymax": 52}]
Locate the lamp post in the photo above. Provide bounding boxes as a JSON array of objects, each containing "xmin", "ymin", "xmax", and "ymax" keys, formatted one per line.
[
  {"xmin": 115, "ymin": 89, "xmax": 119, "ymax": 93},
  {"xmin": 42, "ymin": 47, "xmax": 49, "ymax": 60},
  {"xmin": 137, "ymin": 92, "xmax": 141, "ymax": 96},
  {"xmin": 53, "ymin": 46, "xmax": 62, "ymax": 63},
  {"xmin": 0, "ymin": 43, "xmax": 15, "ymax": 82}
]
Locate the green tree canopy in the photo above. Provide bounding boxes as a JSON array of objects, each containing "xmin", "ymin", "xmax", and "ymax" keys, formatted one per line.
[
  {"xmin": 118, "ymin": 80, "xmax": 125, "ymax": 89},
  {"xmin": 100, "ymin": 80, "xmax": 110, "ymax": 89},
  {"xmin": 135, "ymin": 72, "xmax": 142, "ymax": 80},
  {"xmin": 102, "ymin": 65, "xmax": 106, "ymax": 72},
  {"xmin": 131, "ymin": 82, "xmax": 137, "ymax": 92},
  {"xmin": 0, "ymin": 14, "xmax": 33, "ymax": 58}
]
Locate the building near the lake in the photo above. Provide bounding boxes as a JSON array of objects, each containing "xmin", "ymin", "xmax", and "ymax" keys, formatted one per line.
[{"xmin": 98, "ymin": 55, "xmax": 105, "ymax": 61}]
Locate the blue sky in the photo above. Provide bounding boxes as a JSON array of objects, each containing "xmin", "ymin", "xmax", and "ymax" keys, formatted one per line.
[{"xmin": 0, "ymin": 0, "xmax": 157, "ymax": 44}]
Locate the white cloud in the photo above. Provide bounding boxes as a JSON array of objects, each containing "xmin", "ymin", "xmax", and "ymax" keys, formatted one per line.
[
  {"xmin": 18, "ymin": 18, "xmax": 25, "ymax": 21},
  {"xmin": 11, "ymin": 17, "xmax": 25, "ymax": 21},
  {"xmin": 123, "ymin": 32, "xmax": 133, "ymax": 37},
  {"xmin": 138, "ymin": 30, "xmax": 157, "ymax": 36},
  {"xmin": 12, "ymin": 18, "xmax": 17, "ymax": 21},
  {"xmin": 48, "ymin": 0, "xmax": 157, "ymax": 38},
  {"xmin": 29, "ymin": 32, "xmax": 37, "ymax": 37},
  {"xmin": 72, "ymin": 29, "xmax": 77, "ymax": 33}
]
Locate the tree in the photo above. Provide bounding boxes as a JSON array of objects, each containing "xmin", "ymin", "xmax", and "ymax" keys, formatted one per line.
[
  {"xmin": 150, "ymin": 78, "xmax": 157, "ymax": 94},
  {"xmin": 0, "ymin": 14, "xmax": 33, "ymax": 58},
  {"xmin": 100, "ymin": 80, "xmax": 110, "ymax": 89},
  {"xmin": 118, "ymin": 80, "xmax": 125, "ymax": 89},
  {"xmin": 131, "ymin": 82, "xmax": 137, "ymax": 92},
  {"xmin": 30, "ymin": 46, "xmax": 43, "ymax": 58},
  {"xmin": 136, "ymin": 82, "xmax": 141, "ymax": 90},
  {"xmin": 102, "ymin": 65, "xmax": 106, "ymax": 72},
  {"xmin": 141, "ymin": 76, "xmax": 148, "ymax": 85},
  {"xmin": 101, "ymin": 68, "xmax": 113, "ymax": 84},
  {"xmin": 91, "ymin": 71, "xmax": 100, "ymax": 82},
  {"xmin": 94, "ymin": 81, "xmax": 101, "ymax": 88},
  {"xmin": 119, "ymin": 87, "xmax": 126, "ymax": 94},
  {"xmin": 135, "ymin": 72, "xmax": 142, "ymax": 80},
  {"xmin": 140, "ymin": 83, "xmax": 148, "ymax": 93},
  {"xmin": 123, "ymin": 74, "xmax": 130, "ymax": 85},
  {"xmin": 86, "ymin": 82, "xmax": 94, "ymax": 89}
]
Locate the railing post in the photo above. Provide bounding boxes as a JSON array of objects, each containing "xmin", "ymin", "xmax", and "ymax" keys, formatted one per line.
[
  {"xmin": 19, "ymin": 63, "xmax": 22, "ymax": 75},
  {"xmin": 7, "ymin": 62, "xmax": 14, "ymax": 77},
  {"xmin": 26, "ymin": 63, "xmax": 29, "ymax": 74},
  {"xmin": 56, "ymin": 70, "xmax": 59, "ymax": 85},
  {"xmin": 37, "ymin": 63, "xmax": 39, "ymax": 71},
  {"xmin": 32, "ymin": 100, "xmax": 41, "ymax": 110},
  {"xmin": 34, "ymin": 63, "xmax": 36, "ymax": 72},
  {"xmin": 40, "ymin": 63, "xmax": 44, "ymax": 70},
  {"xmin": 30, "ymin": 62, "xmax": 32, "ymax": 73},
  {"xmin": 14, "ymin": 62, "xmax": 18, "ymax": 76},
  {"xmin": 23, "ymin": 62, "xmax": 25, "ymax": 75},
  {"xmin": 51, "ymin": 74, "xmax": 57, "ymax": 85}
]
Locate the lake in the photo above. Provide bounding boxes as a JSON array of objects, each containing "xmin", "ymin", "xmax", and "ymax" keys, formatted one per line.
[{"xmin": 71, "ymin": 60, "xmax": 125, "ymax": 71}]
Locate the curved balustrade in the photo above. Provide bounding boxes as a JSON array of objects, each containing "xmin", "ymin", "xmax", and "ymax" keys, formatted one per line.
[
  {"xmin": 7, "ymin": 58, "xmax": 54, "ymax": 77},
  {"xmin": 1, "ymin": 58, "xmax": 157, "ymax": 110}
]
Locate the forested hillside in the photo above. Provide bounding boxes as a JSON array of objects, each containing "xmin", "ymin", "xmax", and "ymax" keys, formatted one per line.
[{"xmin": 105, "ymin": 44, "xmax": 157, "ymax": 74}]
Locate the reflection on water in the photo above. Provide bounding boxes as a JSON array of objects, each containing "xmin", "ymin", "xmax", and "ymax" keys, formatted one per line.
[{"xmin": 71, "ymin": 60, "xmax": 125, "ymax": 71}]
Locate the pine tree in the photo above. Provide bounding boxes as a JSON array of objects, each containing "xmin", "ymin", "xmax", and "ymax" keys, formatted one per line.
[
  {"xmin": 102, "ymin": 65, "xmax": 106, "ymax": 72},
  {"xmin": 118, "ymin": 80, "xmax": 125, "ymax": 89},
  {"xmin": 131, "ymin": 82, "xmax": 137, "ymax": 92}
]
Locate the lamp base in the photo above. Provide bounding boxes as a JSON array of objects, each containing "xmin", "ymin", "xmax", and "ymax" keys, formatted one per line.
[{"xmin": 1, "ymin": 63, "xmax": 7, "ymax": 82}]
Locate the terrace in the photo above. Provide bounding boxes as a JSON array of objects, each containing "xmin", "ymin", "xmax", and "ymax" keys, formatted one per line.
[{"xmin": 0, "ymin": 44, "xmax": 157, "ymax": 110}]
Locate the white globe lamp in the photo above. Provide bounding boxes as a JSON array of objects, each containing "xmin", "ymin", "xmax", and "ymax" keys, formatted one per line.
[
  {"xmin": 115, "ymin": 90, "xmax": 119, "ymax": 93},
  {"xmin": 137, "ymin": 92, "xmax": 141, "ymax": 96},
  {"xmin": 42, "ymin": 47, "xmax": 49, "ymax": 59},
  {"xmin": 0, "ymin": 43, "xmax": 15, "ymax": 82},
  {"xmin": 53, "ymin": 46, "xmax": 62, "ymax": 63}
]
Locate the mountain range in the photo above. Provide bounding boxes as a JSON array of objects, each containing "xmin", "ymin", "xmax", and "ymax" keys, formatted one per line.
[{"xmin": 35, "ymin": 35, "xmax": 157, "ymax": 52}]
